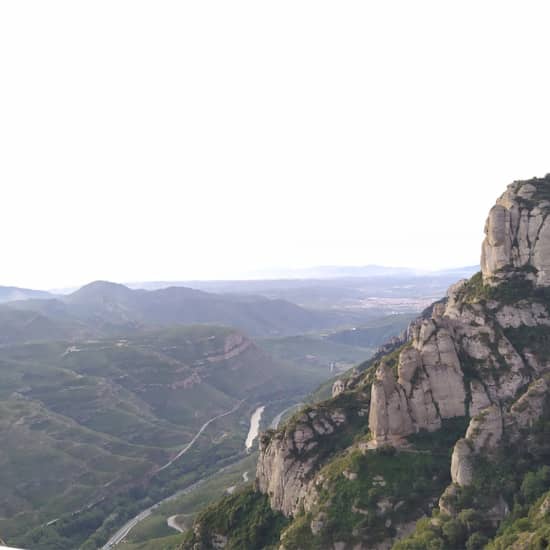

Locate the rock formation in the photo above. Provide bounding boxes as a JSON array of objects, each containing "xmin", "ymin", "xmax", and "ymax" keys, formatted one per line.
[
  {"xmin": 255, "ymin": 177, "xmax": 550, "ymax": 520},
  {"xmin": 256, "ymin": 405, "xmax": 349, "ymax": 516},
  {"xmin": 481, "ymin": 176, "xmax": 550, "ymax": 286},
  {"xmin": 184, "ymin": 176, "xmax": 550, "ymax": 550}
]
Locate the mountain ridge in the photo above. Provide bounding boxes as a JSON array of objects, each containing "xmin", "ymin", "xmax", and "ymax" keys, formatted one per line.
[
  {"xmin": 180, "ymin": 176, "xmax": 550, "ymax": 550},
  {"xmin": 0, "ymin": 282, "xmax": 358, "ymax": 342},
  {"xmin": 0, "ymin": 286, "xmax": 53, "ymax": 304}
]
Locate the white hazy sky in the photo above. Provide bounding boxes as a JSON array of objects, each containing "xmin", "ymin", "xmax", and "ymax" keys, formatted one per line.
[{"xmin": 1, "ymin": 1, "xmax": 550, "ymax": 289}]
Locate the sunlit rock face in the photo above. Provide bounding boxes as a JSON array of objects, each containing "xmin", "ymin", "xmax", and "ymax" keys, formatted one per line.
[
  {"xmin": 481, "ymin": 176, "xmax": 550, "ymax": 286},
  {"xmin": 251, "ymin": 174, "xmax": 550, "ymax": 546},
  {"xmin": 368, "ymin": 316, "xmax": 466, "ymax": 447}
]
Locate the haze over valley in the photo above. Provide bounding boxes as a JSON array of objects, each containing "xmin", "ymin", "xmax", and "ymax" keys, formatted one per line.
[
  {"xmin": 0, "ymin": 266, "xmax": 461, "ymax": 549},
  {"xmin": 3, "ymin": 1, "xmax": 550, "ymax": 549}
]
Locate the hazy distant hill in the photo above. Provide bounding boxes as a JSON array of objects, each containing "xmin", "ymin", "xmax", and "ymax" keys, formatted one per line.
[
  {"xmin": 128, "ymin": 265, "xmax": 478, "ymax": 291},
  {"xmin": 0, "ymin": 285, "xmax": 53, "ymax": 304},
  {"xmin": 0, "ymin": 280, "xmax": 364, "ymax": 343},
  {"xmin": 244, "ymin": 264, "xmax": 465, "ymax": 279},
  {"xmin": 144, "ymin": 267, "xmax": 478, "ymax": 311}
]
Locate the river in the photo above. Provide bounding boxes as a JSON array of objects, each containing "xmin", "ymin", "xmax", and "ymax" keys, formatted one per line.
[
  {"xmin": 245, "ymin": 405, "xmax": 265, "ymax": 451},
  {"xmin": 102, "ymin": 401, "xmax": 288, "ymax": 548}
]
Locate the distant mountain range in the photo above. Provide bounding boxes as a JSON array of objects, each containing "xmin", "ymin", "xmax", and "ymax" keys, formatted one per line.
[
  {"xmin": 128, "ymin": 266, "xmax": 479, "ymax": 310},
  {"xmin": 126, "ymin": 265, "xmax": 479, "ymax": 291},
  {"xmin": 242, "ymin": 264, "xmax": 479, "ymax": 280},
  {"xmin": 0, "ymin": 286, "xmax": 54, "ymax": 303},
  {"xmin": 0, "ymin": 280, "xmax": 368, "ymax": 343},
  {"xmin": 0, "ymin": 266, "xmax": 480, "ymax": 345}
]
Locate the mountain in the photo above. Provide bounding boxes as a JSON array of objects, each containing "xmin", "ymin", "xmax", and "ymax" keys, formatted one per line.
[
  {"xmin": 141, "ymin": 269, "xmax": 478, "ymax": 315},
  {"xmin": 0, "ymin": 281, "xmax": 360, "ymax": 343},
  {"xmin": 0, "ymin": 324, "xmax": 331, "ymax": 549},
  {"xmin": 180, "ymin": 175, "xmax": 550, "ymax": 549},
  {"xmin": 242, "ymin": 265, "xmax": 478, "ymax": 280},
  {"xmin": 127, "ymin": 266, "xmax": 479, "ymax": 292},
  {"xmin": 0, "ymin": 286, "xmax": 53, "ymax": 304}
]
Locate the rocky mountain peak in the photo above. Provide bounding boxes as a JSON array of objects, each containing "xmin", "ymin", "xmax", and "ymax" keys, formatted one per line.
[
  {"xmin": 181, "ymin": 176, "xmax": 550, "ymax": 550},
  {"xmin": 481, "ymin": 175, "xmax": 550, "ymax": 286}
]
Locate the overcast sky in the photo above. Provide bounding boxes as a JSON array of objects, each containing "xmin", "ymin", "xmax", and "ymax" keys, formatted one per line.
[{"xmin": 1, "ymin": 1, "xmax": 550, "ymax": 289}]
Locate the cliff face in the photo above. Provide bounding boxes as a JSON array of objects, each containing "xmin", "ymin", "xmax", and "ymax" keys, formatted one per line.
[
  {"xmin": 257, "ymin": 390, "xmax": 370, "ymax": 517},
  {"xmin": 183, "ymin": 177, "xmax": 550, "ymax": 550},
  {"xmin": 481, "ymin": 176, "xmax": 550, "ymax": 285},
  {"xmin": 256, "ymin": 408, "xmax": 346, "ymax": 516}
]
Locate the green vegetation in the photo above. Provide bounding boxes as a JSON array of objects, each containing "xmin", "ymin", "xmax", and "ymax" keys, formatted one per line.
[
  {"xmin": 311, "ymin": 447, "xmax": 450, "ymax": 548},
  {"xmin": 407, "ymin": 417, "xmax": 470, "ymax": 453},
  {"xmin": 0, "ymin": 326, "xmax": 330, "ymax": 549},
  {"xmin": 504, "ymin": 325, "xmax": 550, "ymax": 358},
  {"xmin": 513, "ymin": 176, "xmax": 550, "ymax": 209},
  {"xmin": 180, "ymin": 486, "xmax": 289, "ymax": 549},
  {"xmin": 13, "ymin": 439, "xmax": 246, "ymax": 550},
  {"xmin": 459, "ymin": 271, "xmax": 536, "ymax": 304},
  {"xmin": 119, "ymin": 534, "xmax": 183, "ymax": 550},
  {"xmin": 396, "ymin": 465, "xmax": 550, "ymax": 550},
  {"xmin": 488, "ymin": 488, "xmax": 550, "ymax": 549},
  {"xmin": 398, "ymin": 402, "xmax": 550, "ymax": 550},
  {"xmin": 257, "ymin": 334, "xmax": 373, "ymax": 373},
  {"xmin": 393, "ymin": 510, "xmax": 492, "ymax": 550},
  {"xmin": 325, "ymin": 314, "xmax": 413, "ymax": 349},
  {"xmin": 281, "ymin": 389, "xmax": 372, "ymax": 464},
  {"xmin": 457, "ymin": 268, "xmax": 550, "ymax": 307},
  {"xmin": 380, "ymin": 342, "xmax": 411, "ymax": 377},
  {"xmin": 119, "ymin": 453, "xmax": 258, "ymax": 549}
]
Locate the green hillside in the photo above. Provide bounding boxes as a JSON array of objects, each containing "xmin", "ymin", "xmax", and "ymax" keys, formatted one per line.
[{"xmin": 0, "ymin": 325, "xmax": 330, "ymax": 549}]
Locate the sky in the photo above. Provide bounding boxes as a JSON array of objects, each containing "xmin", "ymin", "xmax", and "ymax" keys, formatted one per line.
[{"xmin": 1, "ymin": 1, "xmax": 550, "ymax": 289}]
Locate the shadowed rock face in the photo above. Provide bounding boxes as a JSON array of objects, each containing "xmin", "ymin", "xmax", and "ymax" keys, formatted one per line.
[{"xmin": 481, "ymin": 177, "xmax": 550, "ymax": 286}]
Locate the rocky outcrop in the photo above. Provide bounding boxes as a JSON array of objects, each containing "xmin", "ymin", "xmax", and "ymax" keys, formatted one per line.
[
  {"xmin": 256, "ymin": 406, "xmax": 348, "ymax": 516},
  {"xmin": 481, "ymin": 177, "xmax": 550, "ymax": 286},
  {"xmin": 507, "ymin": 377, "xmax": 550, "ymax": 439},
  {"xmin": 248, "ymin": 176, "xmax": 550, "ymax": 548},
  {"xmin": 205, "ymin": 333, "xmax": 252, "ymax": 362},
  {"xmin": 450, "ymin": 439, "xmax": 474, "ymax": 486},
  {"xmin": 369, "ymin": 362, "xmax": 414, "ymax": 446},
  {"xmin": 332, "ymin": 379, "xmax": 345, "ymax": 397},
  {"xmin": 368, "ymin": 312, "xmax": 467, "ymax": 446},
  {"xmin": 450, "ymin": 404, "xmax": 503, "ymax": 487}
]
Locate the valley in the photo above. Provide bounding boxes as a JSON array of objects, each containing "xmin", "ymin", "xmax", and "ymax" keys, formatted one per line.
[
  {"xmin": 3, "ymin": 1, "xmax": 545, "ymax": 548},
  {"xmin": 0, "ymin": 272, "xmax": 438, "ymax": 549},
  {"xmin": 0, "ymin": 326, "xmax": 326, "ymax": 549}
]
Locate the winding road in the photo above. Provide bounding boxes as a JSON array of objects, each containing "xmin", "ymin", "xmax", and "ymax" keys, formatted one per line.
[
  {"xmin": 101, "ymin": 400, "xmax": 245, "ymax": 549},
  {"xmin": 101, "ymin": 399, "xmax": 301, "ymax": 549},
  {"xmin": 157, "ymin": 399, "xmax": 245, "ymax": 473}
]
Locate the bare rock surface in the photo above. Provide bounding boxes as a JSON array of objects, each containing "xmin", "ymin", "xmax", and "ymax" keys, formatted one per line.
[
  {"xmin": 256, "ymin": 408, "xmax": 347, "ymax": 516},
  {"xmin": 481, "ymin": 177, "xmax": 550, "ymax": 286},
  {"xmin": 251, "ymin": 176, "xmax": 550, "ymax": 547}
]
